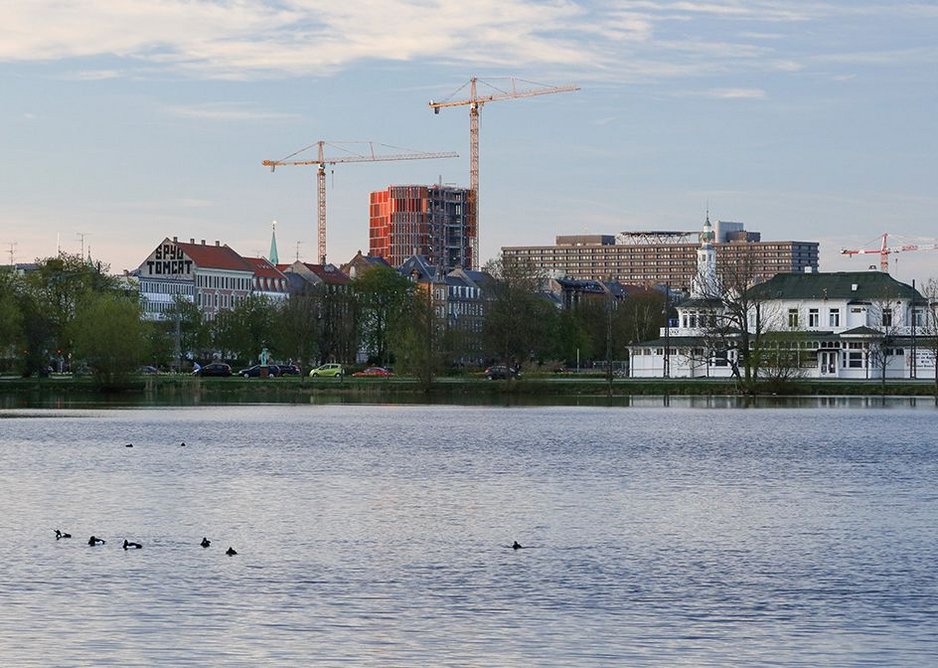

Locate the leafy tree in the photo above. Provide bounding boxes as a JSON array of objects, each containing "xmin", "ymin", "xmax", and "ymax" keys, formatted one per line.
[
  {"xmin": 274, "ymin": 290, "xmax": 320, "ymax": 370},
  {"xmin": 25, "ymin": 254, "xmax": 119, "ymax": 361},
  {"xmin": 483, "ymin": 255, "xmax": 557, "ymax": 367},
  {"xmin": 211, "ymin": 295, "xmax": 277, "ymax": 364},
  {"xmin": 0, "ymin": 269, "xmax": 24, "ymax": 372},
  {"xmin": 165, "ymin": 295, "xmax": 209, "ymax": 367},
  {"xmin": 354, "ymin": 266, "xmax": 413, "ymax": 367},
  {"xmin": 68, "ymin": 293, "xmax": 149, "ymax": 387},
  {"xmin": 389, "ymin": 283, "xmax": 445, "ymax": 387}
]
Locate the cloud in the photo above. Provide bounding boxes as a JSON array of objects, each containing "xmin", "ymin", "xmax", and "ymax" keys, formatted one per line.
[
  {"xmin": 672, "ymin": 87, "xmax": 767, "ymax": 99},
  {"xmin": 163, "ymin": 103, "xmax": 301, "ymax": 121},
  {"xmin": 0, "ymin": 0, "xmax": 934, "ymax": 85}
]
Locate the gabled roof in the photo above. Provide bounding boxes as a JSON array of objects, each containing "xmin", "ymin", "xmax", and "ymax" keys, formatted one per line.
[
  {"xmin": 175, "ymin": 240, "xmax": 253, "ymax": 272},
  {"xmin": 840, "ymin": 326, "xmax": 882, "ymax": 337},
  {"xmin": 747, "ymin": 271, "xmax": 921, "ymax": 301},
  {"xmin": 243, "ymin": 256, "xmax": 287, "ymax": 281}
]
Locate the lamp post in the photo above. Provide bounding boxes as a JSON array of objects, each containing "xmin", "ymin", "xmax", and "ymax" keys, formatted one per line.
[{"xmin": 663, "ymin": 284, "xmax": 671, "ymax": 378}]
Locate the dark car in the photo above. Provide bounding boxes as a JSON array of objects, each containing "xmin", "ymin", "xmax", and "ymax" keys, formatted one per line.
[
  {"xmin": 276, "ymin": 364, "xmax": 301, "ymax": 376},
  {"xmin": 237, "ymin": 364, "xmax": 280, "ymax": 378},
  {"xmin": 194, "ymin": 362, "xmax": 232, "ymax": 377},
  {"xmin": 484, "ymin": 365, "xmax": 520, "ymax": 380}
]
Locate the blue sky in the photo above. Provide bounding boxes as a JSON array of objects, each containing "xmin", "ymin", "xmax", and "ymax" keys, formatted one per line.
[{"xmin": 2, "ymin": 1, "xmax": 937, "ymax": 283}]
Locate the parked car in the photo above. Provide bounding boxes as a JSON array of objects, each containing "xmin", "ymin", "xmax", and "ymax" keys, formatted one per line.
[
  {"xmin": 484, "ymin": 365, "xmax": 520, "ymax": 380},
  {"xmin": 237, "ymin": 364, "xmax": 280, "ymax": 378},
  {"xmin": 309, "ymin": 363, "xmax": 344, "ymax": 378},
  {"xmin": 352, "ymin": 366, "xmax": 393, "ymax": 377},
  {"xmin": 194, "ymin": 362, "xmax": 232, "ymax": 377},
  {"xmin": 276, "ymin": 364, "xmax": 302, "ymax": 376}
]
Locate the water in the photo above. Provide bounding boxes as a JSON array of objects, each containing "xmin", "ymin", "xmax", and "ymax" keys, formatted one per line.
[{"xmin": 1, "ymin": 404, "xmax": 936, "ymax": 666}]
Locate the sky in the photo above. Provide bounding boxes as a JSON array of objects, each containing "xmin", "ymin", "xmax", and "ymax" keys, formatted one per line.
[{"xmin": 2, "ymin": 1, "xmax": 937, "ymax": 284}]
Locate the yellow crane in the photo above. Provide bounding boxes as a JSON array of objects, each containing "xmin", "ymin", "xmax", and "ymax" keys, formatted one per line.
[
  {"xmin": 429, "ymin": 77, "xmax": 579, "ymax": 269},
  {"xmin": 263, "ymin": 141, "xmax": 458, "ymax": 265}
]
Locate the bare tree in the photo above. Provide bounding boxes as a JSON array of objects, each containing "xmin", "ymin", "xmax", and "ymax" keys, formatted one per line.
[{"xmin": 919, "ymin": 278, "xmax": 938, "ymax": 394}]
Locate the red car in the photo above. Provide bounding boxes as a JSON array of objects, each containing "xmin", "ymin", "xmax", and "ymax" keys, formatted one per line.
[{"xmin": 352, "ymin": 367, "xmax": 393, "ymax": 377}]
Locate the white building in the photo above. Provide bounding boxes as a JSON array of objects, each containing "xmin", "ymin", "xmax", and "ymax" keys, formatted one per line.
[{"xmin": 629, "ymin": 218, "xmax": 932, "ymax": 380}]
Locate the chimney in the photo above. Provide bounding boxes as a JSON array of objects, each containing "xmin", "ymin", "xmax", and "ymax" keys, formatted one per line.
[
  {"xmin": 190, "ymin": 238, "xmax": 195, "ymax": 244},
  {"xmin": 201, "ymin": 239, "xmax": 206, "ymax": 245},
  {"xmin": 173, "ymin": 236, "xmax": 178, "ymax": 242},
  {"xmin": 215, "ymin": 240, "xmax": 220, "ymax": 246}
]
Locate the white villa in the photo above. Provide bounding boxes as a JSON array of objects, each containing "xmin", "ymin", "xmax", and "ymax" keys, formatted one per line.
[{"xmin": 629, "ymin": 219, "xmax": 933, "ymax": 380}]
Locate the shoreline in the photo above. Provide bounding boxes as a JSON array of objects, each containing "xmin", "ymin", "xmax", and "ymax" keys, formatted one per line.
[{"xmin": 2, "ymin": 374, "xmax": 937, "ymax": 409}]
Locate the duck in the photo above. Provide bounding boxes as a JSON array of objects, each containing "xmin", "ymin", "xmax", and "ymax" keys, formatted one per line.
[
  {"xmin": 123, "ymin": 539, "xmax": 143, "ymax": 550},
  {"xmin": 180, "ymin": 442, "xmax": 186, "ymax": 447},
  {"xmin": 125, "ymin": 443, "xmax": 133, "ymax": 448},
  {"xmin": 512, "ymin": 541, "xmax": 523, "ymax": 550},
  {"xmin": 200, "ymin": 537, "xmax": 211, "ymax": 548},
  {"xmin": 225, "ymin": 546, "xmax": 238, "ymax": 556},
  {"xmin": 55, "ymin": 529, "xmax": 72, "ymax": 540},
  {"xmin": 88, "ymin": 536, "xmax": 106, "ymax": 546}
]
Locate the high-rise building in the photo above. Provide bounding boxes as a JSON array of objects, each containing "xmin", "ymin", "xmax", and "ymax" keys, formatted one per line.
[
  {"xmin": 369, "ymin": 185, "xmax": 472, "ymax": 271},
  {"xmin": 502, "ymin": 222, "xmax": 819, "ymax": 290}
]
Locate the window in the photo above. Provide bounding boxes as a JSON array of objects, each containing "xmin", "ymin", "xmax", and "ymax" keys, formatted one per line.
[
  {"xmin": 808, "ymin": 308, "xmax": 819, "ymax": 327},
  {"xmin": 829, "ymin": 309, "xmax": 840, "ymax": 327},
  {"xmin": 847, "ymin": 351, "xmax": 864, "ymax": 368},
  {"xmin": 882, "ymin": 308, "xmax": 892, "ymax": 327},
  {"xmin": 788, "ymin": 308, "xmax": 799, "ymax": 328}
]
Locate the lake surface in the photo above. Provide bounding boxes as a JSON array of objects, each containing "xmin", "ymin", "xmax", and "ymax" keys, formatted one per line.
[{"xmin": 1, "ymin": 404, "xmax": 936, "ymax": 666}]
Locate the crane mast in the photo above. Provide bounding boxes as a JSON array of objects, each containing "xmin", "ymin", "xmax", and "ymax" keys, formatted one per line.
[
  {"xmin": 263, "ymin": 141, "xmax": 458, "ymax": 265},
  {"xmin": 429, "ymin": 77, "xmax": 579, "ymax": 270}
]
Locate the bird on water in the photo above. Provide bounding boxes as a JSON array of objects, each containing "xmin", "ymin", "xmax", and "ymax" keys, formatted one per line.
[
  {"xmin": 55, "ymin": 529, "xmax": 71, "ymax": 540},
  {"xmin": 123, "ymin": 539, "xmax": 143, "ymax": 550},
  {"xmin": 225, "ymin": 547, "xmax": 238, "ymax": 556},
  {"xmin": 512, "ymin": 541, "xmax": 523, "ymax": 550},
  {"xmin": 88, "ymin": 536, "xmax": 106, "ymax": 546},
  {"xmin": 125, "ymin": 443, "xmax": 133, "ymax": 448},
  {"xmin": 200, "ymin": 537, "xmax": 211, "ymax": 548}
]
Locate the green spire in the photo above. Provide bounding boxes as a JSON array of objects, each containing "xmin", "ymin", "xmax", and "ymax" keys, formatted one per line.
[{"xmin": 268, "ymin": 220, "xmax": 279, "ymax": 264}]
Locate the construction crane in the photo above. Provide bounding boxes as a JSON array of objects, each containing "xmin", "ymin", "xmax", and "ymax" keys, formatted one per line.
[
  {"xmin": 429, "ymin": 77, "xmax": 579, "ymax": 270},
  {"xmin": 841, "ymin": 232, "xmax": 938, "ymax": 273},
  {"xmin": 263, "ymin": 141, "xmax": 458, "ymax": 265}
]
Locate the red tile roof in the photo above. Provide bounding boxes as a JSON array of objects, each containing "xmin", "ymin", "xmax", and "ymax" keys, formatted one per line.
[
  {"xmin": 244, "ymin": 256, "xmax": 288, "ymax": 281},
  {"xmin": 176, "ymin": 241, "xmax": 253, "ymax": 272}
]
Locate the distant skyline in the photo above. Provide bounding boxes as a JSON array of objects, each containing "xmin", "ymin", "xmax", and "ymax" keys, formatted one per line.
[{"xmin": 2, "ymin": 1, "xmax": 937, "ymax": 284}]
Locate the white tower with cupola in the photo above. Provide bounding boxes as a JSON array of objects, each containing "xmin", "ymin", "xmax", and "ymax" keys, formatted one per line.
[{"xmin": 692, "ymin": 211, "xmax": 718, "ymax": 297}]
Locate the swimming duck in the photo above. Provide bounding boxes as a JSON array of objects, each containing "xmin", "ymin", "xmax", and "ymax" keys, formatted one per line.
[
  {"xmin": 125, "ymin": 443, "xmax": 133, "ymax": 448},
  {"xmin": 88, "ymin": 536, "xmax": 106, "ymax": 546},
  {"xmin": 200, "ymin": 537, "xmax": 211, "ymax": 548},
  {"xmin": 180, "ymin": 442, "xmax": 186, "ymax": 447},
  {"xmin": 225, "ymin": 546, "xmax": 238, "ymax": 556},
  {"xmin": 512, "ymin": 541, "xmax": 523, "ymax": 550},
  {"xmin": 123, "ymin": 539, "xmax": 143, "ymax": 550},
  {"xmin": 55, "ymin": 529, "xmax": 71, "ymax": 540}
]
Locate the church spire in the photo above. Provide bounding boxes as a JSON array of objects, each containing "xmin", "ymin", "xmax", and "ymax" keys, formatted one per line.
[{"xmin": 268, "ymin": 220, "xmax": 279, "ymax": 265}]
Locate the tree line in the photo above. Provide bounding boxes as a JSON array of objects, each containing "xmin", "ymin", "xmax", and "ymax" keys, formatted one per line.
[{"xmin": 0, "ymin": 253, "xmax": 667, "ymax": 386}]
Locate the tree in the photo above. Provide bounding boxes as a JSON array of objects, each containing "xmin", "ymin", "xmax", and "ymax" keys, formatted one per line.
[
  {"xmin": 165, "ymin": 295, "xmax": 209, "ymax": 367},
  {"xmin": 354, "ymin": 266, "xmax": 413, "ymax": 367},
  {"xmin": 68, "ymin": 293, "xmax": 149, "ymax": 387},
  {"xmin": 867, "ymin": 287, "xmax": 905, "ymax": 389},
  {"xmin": 389, "ymin": 284, "xmax": 445, "ymax": 388},
  {"xmin": 211, "ymin": 295, "xmax": 277, "ymax": 364},
  {"xmin": 273, "ymin": 290, "xmax": 320, "ymax": 370},
  {"xmin": 915, "ymin": 278, "xmax": 938, "ymax": 394},
  {"xmin": 0, "ymin": 269, "xmax": 24, "ymax": 373},
  {"xmin": 25, "ymin": 254, "xmax": 119, "ymax": 362},
  {"xmin": 482, "ymin": 255, "xmax": 558, "ymax": 367},
  {"xmin": 693, "ymin": 248, "xmax": 786, "ymax": 390}
]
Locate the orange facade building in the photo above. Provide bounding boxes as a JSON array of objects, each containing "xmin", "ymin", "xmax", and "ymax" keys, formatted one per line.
[{"xmin": 369, "ymin": 185, "xmax": 472, "ymax": 271}]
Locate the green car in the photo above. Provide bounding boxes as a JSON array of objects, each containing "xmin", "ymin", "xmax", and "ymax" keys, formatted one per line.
[{"xmin": 309, "ymin": 363, "xmax": 344, "ymax": 378}]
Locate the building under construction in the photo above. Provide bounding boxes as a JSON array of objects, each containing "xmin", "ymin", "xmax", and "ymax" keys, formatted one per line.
[
  {"xmin": 502, "ymin": 221, "xmax": 819, "ymax": 290},
  {"xmin": 369, "ymin": 185, "xmax": 473, "ymax": 271}
]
